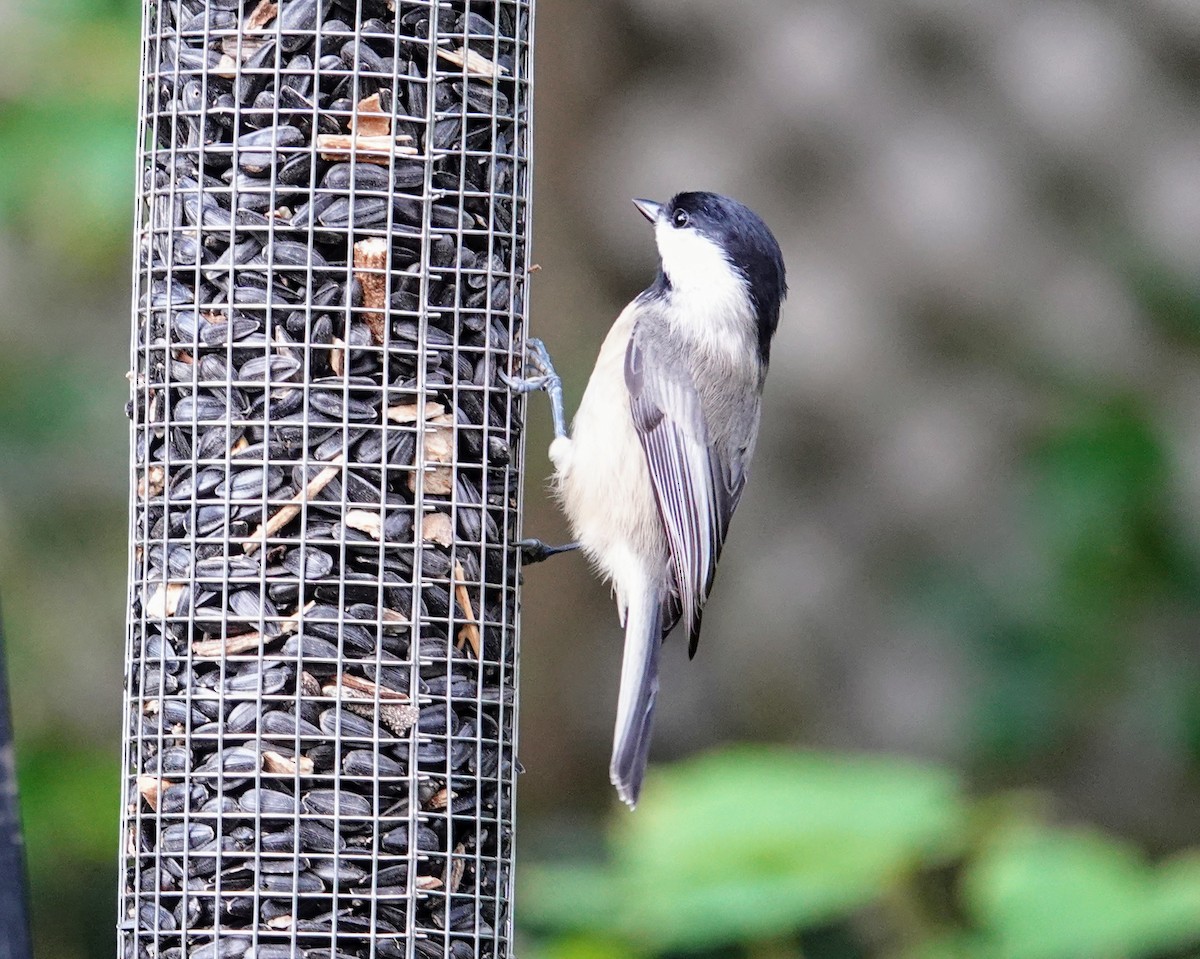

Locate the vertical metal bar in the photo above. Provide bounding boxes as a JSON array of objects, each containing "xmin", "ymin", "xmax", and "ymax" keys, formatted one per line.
[
  {"xmin": 121, "ymin": 2, "xmax": 535, "ymax": 956},
  {"xmin": 0, "ymin": 596, "xmax": 34, "ymax": 959}
]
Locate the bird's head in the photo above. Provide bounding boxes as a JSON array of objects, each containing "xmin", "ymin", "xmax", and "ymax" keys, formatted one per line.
[{"xmin": 635, "ymin": 192, "xmax": 787, "ymax": 364}]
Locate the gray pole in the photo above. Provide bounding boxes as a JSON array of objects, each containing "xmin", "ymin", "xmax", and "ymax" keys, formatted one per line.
[
  {"xmin": 0, "ymin": 597, "xmax": 33, "ymax": 959},
  {"xmin": 121, "ymin": 2, "xmax": 534, "ymax": 956}
]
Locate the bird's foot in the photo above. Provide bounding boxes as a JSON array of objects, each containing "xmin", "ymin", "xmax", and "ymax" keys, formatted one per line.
[
  {"xmin": 501, "ymin": 338, "xmax": 567, "ymax": 438},
  {"xmin": 500, "ymin": 372, "xmax": 552, "ymax": 394},
  {"xmin": 517, "ymin": 538, "xmax": 579, "ymax": 565}
]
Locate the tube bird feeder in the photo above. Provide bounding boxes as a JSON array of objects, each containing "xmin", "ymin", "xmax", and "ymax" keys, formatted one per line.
[{"xmin": 121, "ymin": 1, "xmax": 534, "ymax": 956}]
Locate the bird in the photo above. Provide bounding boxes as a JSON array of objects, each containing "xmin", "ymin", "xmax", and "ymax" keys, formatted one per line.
[{"xmin": 508, "ymin": 192, "xmax": 786, "ymax": 807}]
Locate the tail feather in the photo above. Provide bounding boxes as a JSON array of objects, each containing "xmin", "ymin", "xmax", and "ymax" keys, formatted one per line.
[{"xmin": 609, "ymin": 587, "xmax": 663, "ymax": 808}]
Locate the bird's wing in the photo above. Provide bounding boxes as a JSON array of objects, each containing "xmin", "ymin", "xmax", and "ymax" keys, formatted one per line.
[{"xmin": 625, "ymin": 331, "xmax": 757, "ymax": 656}]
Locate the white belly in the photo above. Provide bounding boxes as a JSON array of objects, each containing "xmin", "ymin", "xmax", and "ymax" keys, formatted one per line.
[{"xmin": 550, "ymin": 305, "xmax": 667, "ymax": 619}]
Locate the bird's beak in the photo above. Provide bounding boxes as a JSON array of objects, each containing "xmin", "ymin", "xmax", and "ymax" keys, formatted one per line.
[{"xmin": 633, "ymin": 198, "xmax": 662, "ymax": 223}]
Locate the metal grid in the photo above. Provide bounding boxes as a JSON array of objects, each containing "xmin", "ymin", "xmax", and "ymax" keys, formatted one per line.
[{"xmin": 121, "ymin": 2, "xmax": 533, "ymax": 957}]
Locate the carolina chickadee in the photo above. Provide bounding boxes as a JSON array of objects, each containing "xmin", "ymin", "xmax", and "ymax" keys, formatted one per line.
[{"xmin": 512, "ymin": 192, "xmax": 786, "ymax": 807}]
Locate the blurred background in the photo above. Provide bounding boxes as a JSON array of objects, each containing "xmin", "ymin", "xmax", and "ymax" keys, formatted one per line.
[{"xmin": 3, "ymin": 0, "xmax": 1200, "ymax": 956}]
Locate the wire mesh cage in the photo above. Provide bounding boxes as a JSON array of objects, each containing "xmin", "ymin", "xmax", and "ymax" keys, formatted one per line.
[{"xmin": 121, "ymin": 1, "xmax": 534, "ymax": 956}]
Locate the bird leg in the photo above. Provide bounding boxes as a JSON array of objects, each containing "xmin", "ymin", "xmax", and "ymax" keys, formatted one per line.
[
  {"xmin": 501, "ymin": 338, "xmax": 567, "ymax": 439},
  {"xmin": 517, "ymin": 538, "xmax": 579, "ymax": 565},
  {"xmin": 503, "ymin": 340, "xmax": 574, "ymax": 565}
]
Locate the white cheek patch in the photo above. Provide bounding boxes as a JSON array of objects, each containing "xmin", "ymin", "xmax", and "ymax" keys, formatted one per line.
[
  {"xmin": 654, "ymin": 221, "xmax": 738, "ymax": 291},
  {"xmin": 654, "ymin": 221, "xmax": 754, "ymax": 357}
]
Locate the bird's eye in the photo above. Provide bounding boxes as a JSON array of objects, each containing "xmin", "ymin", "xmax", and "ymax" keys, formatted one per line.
[{"xmin": 671, "ymin": 209, "xmax": 690, "ymax": 228}]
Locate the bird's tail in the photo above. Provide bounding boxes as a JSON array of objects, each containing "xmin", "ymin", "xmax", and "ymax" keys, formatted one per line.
[{"xmin": 609, "ymin": 583, "xmax": 663, "ymax": 808}]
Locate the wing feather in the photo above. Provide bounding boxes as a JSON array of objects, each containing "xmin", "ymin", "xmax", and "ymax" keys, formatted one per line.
[{"xmin": 625, "ymin": 334, "xmax": 751, "ymax": 655}]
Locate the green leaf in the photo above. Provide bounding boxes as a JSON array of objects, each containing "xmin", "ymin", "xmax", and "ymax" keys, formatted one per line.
[
  {"xmin": 609, "ymin": 748, "xmax": 965, "ymax": 950},
  {"xmin": 0, "ymin": 354, "xmax": 100, "ymax": 447},
  {"xmin": 964, "ymin": 824, "xmax": 1200, "ymax": 959},
  {"xmin": 0, "ymin": 100, "xmax": 136, "ymax": 269},
  {"xmin": 899, "ymin": 932, "xmax": 996, "ymax": 959},
  {"xmin": 18, "ymin": 735, "xmax": 120, "ymax": 882},
  {"xmin": 519, "ymin": 934, "xmax": 643, "ymax": 959},
  {"xmin": 0, "ymin": 4, "xmax": 140, "ymax": 273},
  {"xmin": 1128, "ymin": 257, "xmax": 1200, "ymax": 349},
  {"xmin": 520, "ymin": 862, "xmax": 623, "ymax": 937},
  {"xmin": 1029, "ymin": 398, "xmax": 1165, "ymax": 557},
  {"xmin": 13, "ymin": 0, "xmax": 139, "ymax": 26},
  {"xmin": 520, "ymin": 747, "xmax": 966, "ymax": 953}
]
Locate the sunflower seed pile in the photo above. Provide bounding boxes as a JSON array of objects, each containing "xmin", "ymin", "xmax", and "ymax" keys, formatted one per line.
[{"xmin": 121, "ymin": 1, "xmax": 531, "ymax": 957}]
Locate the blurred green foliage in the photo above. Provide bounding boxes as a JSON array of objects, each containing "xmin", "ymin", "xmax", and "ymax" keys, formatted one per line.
[
  {"xmin": 18, "ymin": 739, "xmax": 118, "ymax": 874},
  {"xmin": 521, "ymin": 748, "xmax": 1200, "ymax": 959},
  {"xmin": 913, "ymin": 392, "xmax": 1200, "ymax": 772},
  {"xmin": 0, "ymin": 0, "xmax": 139, "ymax": 272},
  {"xmin": 524, "ymin": 748, "xmax": 967, "ymax": 953},
  {"xmin": 1131, "ymin": 259, "xmax": 1200, "ymax": 351},
  {"xmin": 18, "ymin": 741, "xmax": 122, "ymax": 959}
]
